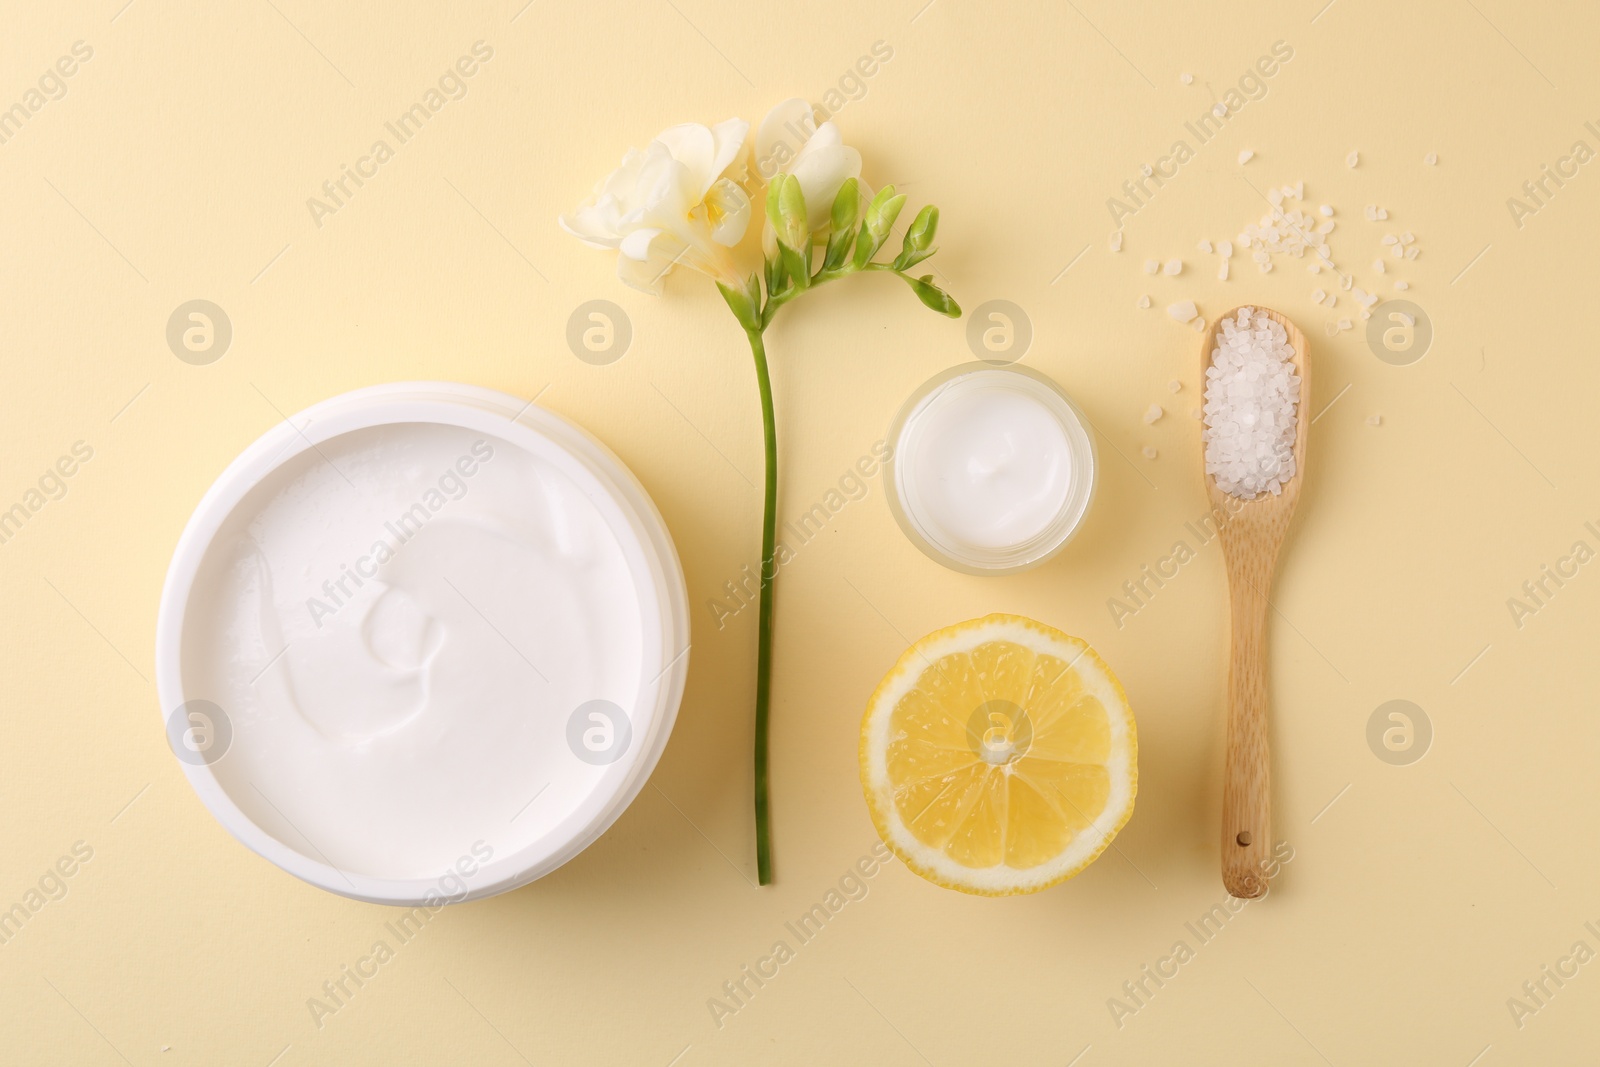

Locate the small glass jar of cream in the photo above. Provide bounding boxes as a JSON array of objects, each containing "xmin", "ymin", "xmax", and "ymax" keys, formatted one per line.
[{"xmin": 885, "ymin": 363, "xmax": 1096, "ymax": 575}]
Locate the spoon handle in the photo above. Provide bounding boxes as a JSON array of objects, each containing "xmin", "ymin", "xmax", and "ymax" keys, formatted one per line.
[{"xmin": 1221, "ymin": 568, "xmax": 1272, "ymax": 899}]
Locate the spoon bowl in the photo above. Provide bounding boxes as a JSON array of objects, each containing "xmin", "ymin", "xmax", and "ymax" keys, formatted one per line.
[{"xmin": 1200, "ymin": 306, "xmax": 1310, "ymax": 899}]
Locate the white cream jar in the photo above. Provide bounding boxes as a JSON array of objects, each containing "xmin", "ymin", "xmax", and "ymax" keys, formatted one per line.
[
  {"xmin": 155, "ymin": 383, "xmax": 688, "ymax": 904},
  {"xmin": 885, "ymin": 363, "xmax": 1096, "ymax": 574}
]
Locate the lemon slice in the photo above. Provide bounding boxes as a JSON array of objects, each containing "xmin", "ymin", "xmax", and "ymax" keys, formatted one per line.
[{"xmin": 860, "ymin": 614, "xmax": 1137, "ymax": 895}]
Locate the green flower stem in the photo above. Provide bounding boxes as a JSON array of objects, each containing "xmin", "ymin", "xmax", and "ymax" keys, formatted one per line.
[
  {"xmin": 745, "ymin": 325, "xmax": 777, "ymax": 887},
  {"xmin": 733, "ymin": 184, "xmax": 957, "ymax": 887}
]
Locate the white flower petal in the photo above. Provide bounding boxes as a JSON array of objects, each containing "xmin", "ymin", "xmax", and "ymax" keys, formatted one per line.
[
  {"xmin": 791, "ymin": 120, "xmax": 842, "ymax": 169},
  {"xmin": 705, "ymin": 178, "xmax": 751, "ymax": 247},
  {"xmin": 708, "ymin": 117, "xmax": 750, "ymax": 186},
  {"xmin": 616, "ymin": 231, "xmax": 687, "ymax": 294},
  {"xmin": 619, "ymin": 227, "xmax": 662, "ymax": 261},
  {"xmin": 653, "ymin": 123, "xmax": 716, "ymax": 198},
  {"xmin": 790, "ymin": 144, "xmax": 862, "ymax": 232},
  {"xmin": 755, "ymin": 97, "xmax": 817, "ymax": 181}
]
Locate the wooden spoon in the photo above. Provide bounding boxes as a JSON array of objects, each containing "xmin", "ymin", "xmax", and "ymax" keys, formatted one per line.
[{"xmin": 1200, "ymin": 306, "xmax": 1310, "ymax": 900}]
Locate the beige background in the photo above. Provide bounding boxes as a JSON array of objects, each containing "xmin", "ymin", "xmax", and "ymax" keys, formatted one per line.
[{"xmin": 3, "ymin": 0, "xmax": 1598, "ymax": 1062}]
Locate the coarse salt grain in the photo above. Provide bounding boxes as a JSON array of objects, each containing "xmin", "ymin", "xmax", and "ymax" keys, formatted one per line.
[
  {"xmin": 1424, "ymin": 152, "xmax": 1438, "ymax": 165},
  {"xmin": 1368, "ymin": 414, "xmax": 1382, "ymax": 426},
  {"xmin": 1165, "ymin": 258, "xmax": 1183, "ymax": 275},
  {"xmin": 1138, "ymin": 294, "xmax": 1151, "ymax": 308},
  {"xmin": 1238, "ymin": 149, "xmax": 1255, "ymax": 164},
  {"xmin": 1168, "ymin": 300, "xmax": 1197, "ymax": 322},
  {"xmin": 1198, "ymin": 239, "xmax": 1214, "ymax": 253},
  {"xmin": 1142, "ymin": 446, "xmax": 1158, "ymax": 460},
  {"xmin": 1347, "ymin": 151, "xmax": 1360, "ymax": 168},
  {"xmin": 1145, "ymin": 260, "xmax": 1159, "ymax": 274},
  {"xmin": 1144, "ymin": 403, "xmax": 1164, "ymax": 424},
  {"xmin": 1181, "ymin": 72, "xmax": 1195, "ymax": 84},
  {"xmin": 1311, "ymin": 288, "xmax": 1326, "ymax": 303},
  {"xmin": 1168, "ymin": 379, "xmax": 1182, "ymax": 393},
  {"xmin": 1110, "ymin": 231, "xmax": 1124, "ymax": 252},
  {"xmin": 1319, "ymin": 205, "xmax": 1334, "ymax": 217},
  {"xmin": 1218, "ymin": 240, "xmax": 1233, "ymax": 257},
  {"xmin": 1218, "ymin": 258, "xmax": 1230, "ymax": 280},
  {"xmin": 1203, "ymin": 307, "xmax": 1299, "ymax": 498},
  {"xmin": 1394, "ymin": 280, "xmax": 1409, "ymax": 291}
]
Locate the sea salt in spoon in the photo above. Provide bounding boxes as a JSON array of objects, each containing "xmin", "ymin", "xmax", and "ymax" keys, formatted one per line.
[{"xmin": 1200, "ymin": 306, "xmax": 1310, "ymax": 899}]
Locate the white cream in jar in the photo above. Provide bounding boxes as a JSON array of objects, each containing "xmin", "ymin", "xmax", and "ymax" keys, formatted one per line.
[
  {"xmin": 885, "ymin": 364, "xmax": 1096, "ymax": 574},
  {"xmin": 157, "ymin": 385, "xmax": 688, "ymax": 903}
]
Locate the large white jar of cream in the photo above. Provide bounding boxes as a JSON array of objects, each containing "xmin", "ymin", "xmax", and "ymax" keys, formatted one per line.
[{"xmin": 156, "ymin": 383, "xmax": 689, "ymax": 905}]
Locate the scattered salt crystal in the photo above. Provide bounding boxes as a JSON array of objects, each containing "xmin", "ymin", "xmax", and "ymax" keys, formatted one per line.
[
  {"xmin": 1238, "ymin": 149, "xmax": 1255, "ymax": 164},
  {"xmin": 1252, "ymin": 250, "xmax": 1270, "ymax": 263},
  {"xmin": 1142, "ymin": 446, "xmax": 1158, "ymax": 460},
  {"xmin": 1394, "ymin": 280, "xmax": 1410, "ymax": 291},
  {"xmin": 1401, "ymin": 231, "xmax": 1415, "ymax": 243},
  {"xmin": 1308, "ymin": 262, "xmax": 1322, "ymax": 274},
  {"xmin": 1268, "ymin": 188, "xmax": 1284, "ymax": 206},
  {"xmin": 1324, "ymin": 292, "xmax": 1337, "ymax": 306},
  {"xmin": 1218, "ymin": 258, "xmax": 1230, "ymax": 280},
  {"xmin": 1367, "ymin": 414, "xmax": 1382, "ymax": 426},
  {"xmin": 1347, "ymin": 150, "xmax": 1360, "ymax": 168},
  {"xmin": 1316, "ymin": 219, "xmax": 1335, "ymax": 234},
  {"xmin": 1373, "ymin": 259, "xmax": 1386, "ymax": 273},
  {"xmin": 1168, "ymin": 379, "xmax": 1182, "ymax": 393},
  {"xmin": 1138, "ymin": 294, "xmax": 1151, "ymax": 308},
  {"xmin": 1181, "ymin": 72, "xmax": 1195, "ymax": 84},
  {"xmin": 1198, "ymin": 239, "xmax": 1214, "ymax": 253},
  {"xmin": 1424, "ymin": 152, "xmax": 1438, "ymax": 165},
  {"xmin": 1144, "ymin": 403, "xmax": 1164, "ymax": 424},
  {"xmin": 1167, "ymin": 300, "xmax": 1198, "ymax": 322},
  {"xmin": 1406, "ymin": 247, "xmax": 1419, "ymax": 259},
  {"xmin": 1218, "ymin": 240, "xmax": 1233, "ymax": 257},
  {"xmin": 1364, "ymin": 204, "xmax": 1379, "ymax": 221},
  {"xmin": 1319, "ymin": 205, "xmax": 1334, "ymax": 217},
  {"xmin": 1192, "ymin": 318, "xmax": 1207, "ymax": 331},
  {"xmin": 1213, "ymin": 103, "xmax": 1227, "ymax": 117},
  {"xmin": 1144, "ymin": 259, "xmax": 1159, "ymax": 274},
  {"xmin": 1165, "ymin": 258, "xmax": 1183, "ymax": 275},
  {"xmin": 1382, "ymin": 234, "xmax": 1398, "ymax": 245},
  {"xmin": 1337, "ymin": 317, "xmax": 1352, "ymax": 330},
  {"xmin": 1396, "ymin": 311, "xmax": 1415, "ymax": 326},
  {"xmin": 1110, "ymin": 231, "xmax": 1123, "ymax": 252},
  {"xmin": 1311, "ymin": 288, "xmax": 1326, "ymax": 303},
  {"xmin": 1203, "ymin": 306, "xmax": 1299, "ymax": 499},
  {"xmin": 1376, "ymin": 208, "xmax": 1388, "ymax": 220},
  {"xmin": 1324, "ymin": 321, "xmax": 1339, "ymax": 337},
  {"xmin": 1340, "ymin": 274, "xmax": 1353, "ymax": 290}
]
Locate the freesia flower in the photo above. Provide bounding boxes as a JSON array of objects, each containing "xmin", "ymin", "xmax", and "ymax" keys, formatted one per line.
[
  {"xmin": 560, "ymin": 103, "xmax": 959, "ymax": 887},
  {"xmin": 559, "ymin": 118, "xmax": 751, "ymax": 293}
]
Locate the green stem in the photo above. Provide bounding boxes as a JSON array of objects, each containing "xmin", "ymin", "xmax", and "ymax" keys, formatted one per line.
[{"xmin": 746, "ymin": 326, "xmax": 777, "ymax": 886}]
